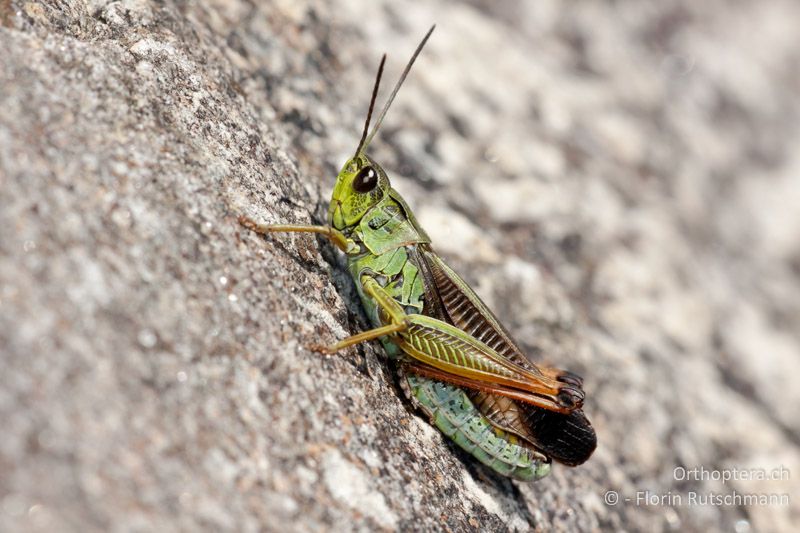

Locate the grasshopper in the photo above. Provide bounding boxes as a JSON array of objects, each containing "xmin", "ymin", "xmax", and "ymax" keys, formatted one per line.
[{"xmin": 240, "ymin": 26, "xmax": 596, "ymax": 480}]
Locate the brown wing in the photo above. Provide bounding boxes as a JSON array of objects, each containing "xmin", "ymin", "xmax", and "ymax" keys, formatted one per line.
[
  {"xmin": 419, "ymin": 248, "xmax": 541, "ymax": 371},
  {"xmin": 415, "ymin": 247, "xmax": 596, "ymax": 465}
]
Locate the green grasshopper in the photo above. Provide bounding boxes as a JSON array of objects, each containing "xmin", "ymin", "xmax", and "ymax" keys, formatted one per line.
[{"xmin": 240, "ymin": 26, "xmax": 596, "ymax": 480}]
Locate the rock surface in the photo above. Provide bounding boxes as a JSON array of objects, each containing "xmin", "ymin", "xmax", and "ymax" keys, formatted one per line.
[{"xmin": 2, "ymin": 0, "xmax": 799, "ymax": 531}]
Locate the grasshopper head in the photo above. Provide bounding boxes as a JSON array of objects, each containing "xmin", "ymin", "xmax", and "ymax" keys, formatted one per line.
[
  {"xmin": 327, "ymin": 26, "xmax": 434, "ymax": 231},
  {"xmin": 328, "ymin": 154, "xmax": 390, "ymax": 229}
]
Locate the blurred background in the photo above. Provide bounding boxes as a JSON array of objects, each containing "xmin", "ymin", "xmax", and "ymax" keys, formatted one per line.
[{"xmin": 1, "ymin": 0, "xmax": 798, "ymax": 531}]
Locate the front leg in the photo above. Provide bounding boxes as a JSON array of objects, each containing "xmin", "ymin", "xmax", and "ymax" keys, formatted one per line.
[{"xmin": 238, "ymin": 215, "xmax": 357, "ymax": 253}]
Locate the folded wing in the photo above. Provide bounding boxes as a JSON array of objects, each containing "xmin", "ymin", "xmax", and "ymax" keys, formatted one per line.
[{"xmin": 416, "ymin": 247, "xmax": 597, "ymax": 465}]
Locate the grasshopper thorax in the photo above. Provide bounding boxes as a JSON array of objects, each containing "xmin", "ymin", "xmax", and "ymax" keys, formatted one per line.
[{"xmin": 328, "ymin": 154, "xmax": 390, "ymax": 230}]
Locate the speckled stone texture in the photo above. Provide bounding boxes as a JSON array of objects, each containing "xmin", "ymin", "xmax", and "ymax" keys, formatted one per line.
[{"xmin": 1, "ymin": 1, "xmax": 799, "ymax": 531}]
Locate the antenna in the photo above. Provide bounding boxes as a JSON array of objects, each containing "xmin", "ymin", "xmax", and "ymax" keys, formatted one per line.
[
  {"xmin": 359, "ymin": 25, "xmax": 435, "ymax": 153},
  {"xmin": 353, "ymin": 54, "xmax": 387, "ymax": 160}
]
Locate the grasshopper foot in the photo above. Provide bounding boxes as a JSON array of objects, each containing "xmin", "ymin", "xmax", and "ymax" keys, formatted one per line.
[
  {"xmin": 307, "ymin": 343, "xmax": 336, "ymax": 355},
  {"xmin": 238, "ymin": 215, "xmax": 262, "ymax": 232}
]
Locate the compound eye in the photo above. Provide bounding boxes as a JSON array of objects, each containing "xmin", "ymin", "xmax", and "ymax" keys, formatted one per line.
[{"xmin": 353, "ymin": 166, "xmax": 378, "ymax": 193}]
